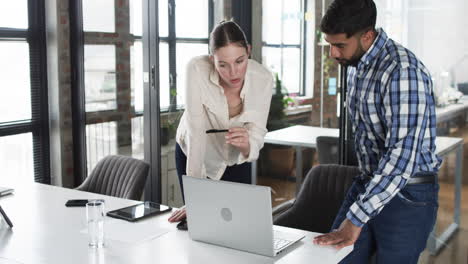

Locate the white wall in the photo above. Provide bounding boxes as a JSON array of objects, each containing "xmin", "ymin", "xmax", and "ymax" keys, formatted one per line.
[{"xmin": 375, "ymin": 0, "xmax": 468, "ymax": 83}]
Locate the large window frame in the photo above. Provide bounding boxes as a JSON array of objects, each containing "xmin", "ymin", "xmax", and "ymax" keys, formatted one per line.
[
  {"xmin": 159, "ymin": 0, "xmax": 214, "ymax": 112},
  {"xmin": 70, "ymin": 0, "xmax": 214, "ymax": 202},
  {"xmin": 70, "ymin": 0, "xmax": 148, "ymax": 184},
  {"xmin": 262, "ymin": 0, "xmax": 307, "ymax": 96},
  {"xmin": 0, "ymin": 0, "xmax": 50, "ymax": 183}
]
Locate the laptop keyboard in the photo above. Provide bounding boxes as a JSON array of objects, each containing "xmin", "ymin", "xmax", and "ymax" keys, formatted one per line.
[{"xmin": 273, "ymin": 237, "xmax": 291, "ymax": 250}]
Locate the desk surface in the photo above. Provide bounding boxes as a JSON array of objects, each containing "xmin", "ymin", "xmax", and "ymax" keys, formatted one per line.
[
  {"xmin": 265, "ymin": 125, "xmax": 339, "ymax": 148},
  {"xmin": 265, "ymin": 96, "xmax": 468, "ymax": 147},
  {"xmin": 0, "ymin": 183, "xmax": 352, "ymax": 264},
  {"xmin": 435, "ymin": 96, "xmax": 468, "ymax": 123},
  {"xmin": 264, "ymin": 125, "xmax": 462, "ymax": 156}
]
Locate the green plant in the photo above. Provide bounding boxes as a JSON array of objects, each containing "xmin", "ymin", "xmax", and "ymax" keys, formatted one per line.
[
  {"xmin": 267, "ymin": 73, "xmax": 291, "ymax": 131},
  {"xmin": 161, "ymin": 88, "xmax": 183, "ymax": 145}
]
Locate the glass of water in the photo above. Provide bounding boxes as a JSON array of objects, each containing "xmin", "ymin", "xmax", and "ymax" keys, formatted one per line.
[{"xmin": 86, "ymin": 199, "xmax": 105, "ymax": 248}]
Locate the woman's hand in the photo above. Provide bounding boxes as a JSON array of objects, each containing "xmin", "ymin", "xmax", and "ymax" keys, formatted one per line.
[
  {"xmin": 168, "ymin": 207, "xmax": 186, "ymax": 223},
  {"xmin": 226, "ymin": 127, "xmax": 250, "ymax": 158}
]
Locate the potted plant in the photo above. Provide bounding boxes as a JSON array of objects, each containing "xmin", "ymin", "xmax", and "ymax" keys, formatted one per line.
[
  {"xmin": 260, "ymin": 73, "xmax": 295, "ymax": 178},
  {"xmin": 267, "ymin": 73, "xmax": 292, "ymax": 131},
  {"xmin": 161, "ymin": 88, "xmax": 182, "ymax": 146}
]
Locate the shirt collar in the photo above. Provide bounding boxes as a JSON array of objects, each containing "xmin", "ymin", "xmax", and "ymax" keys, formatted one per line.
[
  {"xmin": 209, "ymin": 67, "xmax": 221, "ymax": 88},
  {"xmin": 358, "ymin": 28, "xmax": 388, "ymax": 68}
]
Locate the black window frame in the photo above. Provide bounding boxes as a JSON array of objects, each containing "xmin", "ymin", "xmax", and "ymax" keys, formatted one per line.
[
  {"xmin": 0, "ymin": 0, "xmax": 51, "ymax": 183},
  {"xmin": 262, "ymin": 0, "xmax": 307, "ymax": 96},
  {"xmin": 159, "ymin": 0, "xmax": 214, "ymax": 112},
  {"xmin": 70, "ymin": 0, "xmax": 147, "ymax": 184},
  {"xmin": 70, "ymin": 0, "xmax": 214, "ymax": 191}
]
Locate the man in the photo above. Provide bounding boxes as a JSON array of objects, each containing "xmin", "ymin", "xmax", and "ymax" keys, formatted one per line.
[{"xmin": 313, "ymin": 0, "xmax": 441, "ymax": 263}]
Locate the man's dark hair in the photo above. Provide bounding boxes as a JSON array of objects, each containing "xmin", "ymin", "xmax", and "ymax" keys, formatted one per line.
[{"xmin": 320, "ymin": 0, "xmax": 377, "ymax": 38}]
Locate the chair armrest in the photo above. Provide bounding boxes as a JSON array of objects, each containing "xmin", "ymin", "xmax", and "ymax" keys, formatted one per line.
[{"xmin": 272, "ymin": 199, "xmax": 295, "ymax": 217}]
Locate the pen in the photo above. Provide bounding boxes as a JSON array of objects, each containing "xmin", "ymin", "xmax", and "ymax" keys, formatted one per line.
[{"xmin": 206, "ymin": 129, "xmax": 229, "ymax": 134}]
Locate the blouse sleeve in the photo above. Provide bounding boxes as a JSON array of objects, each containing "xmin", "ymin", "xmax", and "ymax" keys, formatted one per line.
[
  {"xmin": 237, "ymin": 74, "xmax": 273, "ymax": 163},
  {"xmin": 184, "ymin": 59, "xmax": 207, "ymax": 178}
]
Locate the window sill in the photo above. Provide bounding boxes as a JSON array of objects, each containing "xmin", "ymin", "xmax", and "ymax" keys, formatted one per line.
[{"xmin": 284, "ymin": 104, "xmax": 312, "ymax": 116}]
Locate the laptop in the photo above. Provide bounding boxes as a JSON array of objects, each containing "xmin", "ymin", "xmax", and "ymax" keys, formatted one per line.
[{"xmin": 182, "ymin": 175, "xmax": 305, "ymax": 257}]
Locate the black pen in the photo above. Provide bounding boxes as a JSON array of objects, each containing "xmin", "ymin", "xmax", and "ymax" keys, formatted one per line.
[{"xmin": 206, "ymin": 129, "xmax": 229, "ymax": 134}]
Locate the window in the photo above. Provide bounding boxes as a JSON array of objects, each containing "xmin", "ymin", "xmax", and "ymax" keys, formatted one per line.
[
  {"xmin": 84, "ymin": 45, "xmax": 117, "ymax": 112},
  {"xmin": 262, "ymin": 0, "xmax": 305, "ymax": 95},
  {"xmin": 73, "ymin": 0, "xmax": 213, "ymax": 185},
  {"xmin": 0, "ymin": 0, "xmax": 50, "ymax": 183},
  {"xmin": 80, "ymin": 0, "xmax": 146, "ymax": 172},
  {"xmin": 158, "ymin": 0, "xmax": 212, "ymax": 110},
  {"xmin": 82, "ymin": 0, "xmax": 115, "ymax": 32}
]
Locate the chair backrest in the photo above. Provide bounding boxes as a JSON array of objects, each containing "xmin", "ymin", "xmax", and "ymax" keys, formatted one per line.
[
  {"xmin": 316, "ymin": 136, "xmax": 359, "ymax": 166},
  {"xmin": 316, "ymin": 136, "xmax": 339, "ymax": 164},
  {"xmin": 76, "ymin": 155, "xmax": 149, "ymax": 200},
  {"xmin": 274, "ymin": 164, "xmax": 360, "ymax": 233}
]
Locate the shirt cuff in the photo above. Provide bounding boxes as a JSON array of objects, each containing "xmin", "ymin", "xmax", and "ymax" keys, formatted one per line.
[
  {"xmin": 237, "ymin": 137, "xmax": 260, "ymax": 164},
  {"xmin": 237, "ymin": 149, "xmax": 252, "ymax": 164},
  {"xmin": 346, "ymin": 202, "xmax": 371, "ymax": 228}
]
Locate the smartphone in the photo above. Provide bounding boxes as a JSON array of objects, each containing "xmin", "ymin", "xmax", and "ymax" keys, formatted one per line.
[
  {"xmin": 176, "ymin": 219, "xmax": 188, "ymax": 231},
  {"xmin": 65, "ymin": 199, "xmax": 90, "ymax": 207},
  {"xmin": 107, "ymin": 201, "xmax": 172, "ymax": 222}
]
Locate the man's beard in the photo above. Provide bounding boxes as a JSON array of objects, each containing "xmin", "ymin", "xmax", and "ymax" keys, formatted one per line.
[{"xmin": 336, "ymin": 44, "xmax": 366, "ymax": 67}]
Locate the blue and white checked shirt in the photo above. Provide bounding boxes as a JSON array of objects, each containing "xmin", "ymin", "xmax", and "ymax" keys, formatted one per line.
[{"xmin": 346, "ymin": 29, "xmax": 441, "ymax": 227}]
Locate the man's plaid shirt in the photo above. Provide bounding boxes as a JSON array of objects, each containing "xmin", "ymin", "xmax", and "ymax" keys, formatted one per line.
[{"xmin": 346, "ymin": 29, "xmax": 441, "ymax": 227}]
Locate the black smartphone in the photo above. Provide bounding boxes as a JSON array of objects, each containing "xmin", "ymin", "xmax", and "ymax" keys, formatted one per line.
[
  {"xmin": 65, "ymin": 199, "xmax": 90, "ymax": 207},
  {"xmin": 176, "ymin": 219, "xmax": 188, "ymax": 231},
  {"xmin": 107, "ymin": 201, "xmax": 172, "ymax": 222}
]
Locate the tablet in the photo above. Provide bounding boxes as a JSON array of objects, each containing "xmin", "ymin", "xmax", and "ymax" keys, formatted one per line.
[{"xmin": 107, "ymin": 201, "xmax": 172, "ymax": 222}]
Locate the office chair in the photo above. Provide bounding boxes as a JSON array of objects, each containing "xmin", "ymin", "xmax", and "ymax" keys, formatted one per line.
[
  {"xmin": 273, "ymin": 164, "xmax": 360, "ymax": 233},
  {"xmin": 76, "ymin": 155, "xmax": 149, "ymax": 200},
  {"xmin": 316, "ymin": 136, "xmax": 359, "ymax": 166}
]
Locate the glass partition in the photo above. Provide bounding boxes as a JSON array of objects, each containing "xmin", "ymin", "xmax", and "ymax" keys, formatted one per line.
[{"xmin": 82, "ymin": 0, "xmax": 145, "ymax": 171}]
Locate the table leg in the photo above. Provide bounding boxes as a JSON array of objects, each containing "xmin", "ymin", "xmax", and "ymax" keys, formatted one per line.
[
  {"xmin": 251, "ymin": 160, "xmax": 257, "ymax": 185},
  {"xmin": 454, "ymin": 144, "xmax": 463, "ymax": 226},
  {"xmin": 427, "ymin": 143, "xmax": 463, "ymax": 255},
  {"xmin": 295, "ymin": 146, "xmax": 303, "ymax": 195}
]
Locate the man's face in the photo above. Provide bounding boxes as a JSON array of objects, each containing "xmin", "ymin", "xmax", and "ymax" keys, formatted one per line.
[{"xmin": 324, "ymin": 33, "xmax": 366, "ymax": 67}]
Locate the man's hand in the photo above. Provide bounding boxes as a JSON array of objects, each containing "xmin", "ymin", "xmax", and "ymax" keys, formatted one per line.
[
  {"xmin": 225, "ymin": 127, "xmax": 250, "ymax": 157},
  {"xmin": 313, "ymin": 219, "xmax": 362, "ymax": 249}
]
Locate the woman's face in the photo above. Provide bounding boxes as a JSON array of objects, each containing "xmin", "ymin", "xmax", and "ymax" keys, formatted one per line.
[{"xmin": 212, "ymin": 43, "xmax": 250, "ymax": 90}]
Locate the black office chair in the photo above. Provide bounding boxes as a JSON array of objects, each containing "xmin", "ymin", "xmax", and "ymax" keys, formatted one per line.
[
  {"xmin": 76, "ymin": 155, "xmax": 149, "ymax": 200},
  {"xmin": 273, "ymin": 164, "xmax": 360, "ymax": 233},
  {"xmin": 316, "ymin": 136, "xmax": 359, "ymax": 166}
]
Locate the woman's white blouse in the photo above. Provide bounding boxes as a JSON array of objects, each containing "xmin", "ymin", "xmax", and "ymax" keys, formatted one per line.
[{"xmin": 176, "ymin": 55, "xmax": 273, "ymax": 180}]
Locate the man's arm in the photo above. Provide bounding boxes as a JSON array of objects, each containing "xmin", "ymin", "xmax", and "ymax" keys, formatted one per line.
[
  {"xmin": 315, "ymin": 66, "xmax": 434, "ymax": 247},
  {"xmin": 346, "ymin": 66, "xmax": 433, "ymax": 227}
]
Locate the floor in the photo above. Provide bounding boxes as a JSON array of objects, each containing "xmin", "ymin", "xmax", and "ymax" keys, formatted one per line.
[{"xmin": 258, "ymin": 123, "xmax": 468, "ymax": 264}]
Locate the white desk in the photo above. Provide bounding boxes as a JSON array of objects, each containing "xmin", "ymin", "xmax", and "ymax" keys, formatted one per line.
[
  {"xmin": 0, "ymin": 182, "xmax": 352, "ymax": 264},
  {"xmin": 435, "ymin": 96, "xmax": 468, "ymax": 124},
  {"xmin": 254, "ymin": 124, "xmax": 463, "ymax": 255}
]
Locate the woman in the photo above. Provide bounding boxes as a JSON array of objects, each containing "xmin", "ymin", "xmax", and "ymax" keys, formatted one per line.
[{"xmin": 168, "ymin": 21, "xmax": 273, "ymax": 222}]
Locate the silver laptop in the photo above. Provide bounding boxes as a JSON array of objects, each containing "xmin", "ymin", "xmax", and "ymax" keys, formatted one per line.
[{"xmin": 182, "ymin": 175, "xmax": 304, "ymax": 257}]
